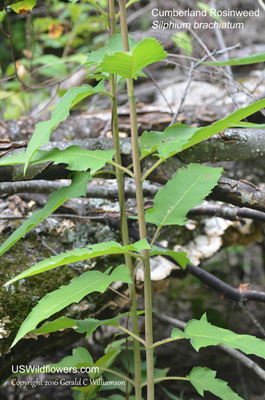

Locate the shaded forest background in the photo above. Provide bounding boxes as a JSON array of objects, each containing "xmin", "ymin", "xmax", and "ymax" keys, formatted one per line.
[{"xmin": 1, "ymin": 0, "xmax": 265, "ymax": 399}]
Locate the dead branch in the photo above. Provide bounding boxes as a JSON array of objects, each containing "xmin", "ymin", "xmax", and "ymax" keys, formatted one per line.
[
  {"xmin": 121, "ymin": 218, "xmax": 265, "ymax": 305},
  {"xmin": 2, "ymin": 181, "xmax": 265, "ymax": 224},
  {"xmin": 0, "ymin": 131, "xmax": 265, "ymax": 212}
]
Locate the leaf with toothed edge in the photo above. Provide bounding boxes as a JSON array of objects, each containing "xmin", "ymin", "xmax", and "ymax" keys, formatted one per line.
[
  {"xmin": 145, "ymin": 164, "xmax": 222, "ymax": 228},
  {"xmin": 188, "ymin": 367, "xmax": 243, "ymax": 400},
  {"xmin": 5, "ymin": 239, "xmax": 149, "ymax": 285},
  {"xmin": 11, "ymin": 264, "xmax": 132, "ymax": 347},
  {"xmin": 0, "ymin": 172, "xmax": 91, "ymax": 257},
  {"xmin": 171, "ymin": 313, "xmax": 265, "ymax": 358},
  {"xmin": 24, "ymin": 81, "xmax": 106, "ymax": 173},
  {"xmin": 98, "ymin": 37, "xmax": 167, "ymax": 79},
  {"xmin": 0, "ymin": 146, "xmax": 116, "ymax": 175}
]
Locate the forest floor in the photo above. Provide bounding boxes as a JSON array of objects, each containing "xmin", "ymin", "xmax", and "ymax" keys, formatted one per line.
[{"xmin": 1, "ymin": 0, "xmax": 265, "ymax": 399}]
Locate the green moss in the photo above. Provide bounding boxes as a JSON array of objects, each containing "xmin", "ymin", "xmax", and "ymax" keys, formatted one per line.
[
  {"xmin": 0, "ymin": 233, "xmax": 80, "ymax": 354},
  {"xmin": 0, "ymin": 219, "xmax": 123, "ymax": 355}
]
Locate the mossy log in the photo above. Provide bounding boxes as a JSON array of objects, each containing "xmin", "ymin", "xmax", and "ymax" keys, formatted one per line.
[{"xmin": 0, "ymin": 221, "xmax": 126, "ymax": 384}]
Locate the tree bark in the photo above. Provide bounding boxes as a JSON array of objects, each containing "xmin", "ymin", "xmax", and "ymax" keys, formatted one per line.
[{"xmin": 1, "ymin": 129, "xmax": 265, "ymax": 211}]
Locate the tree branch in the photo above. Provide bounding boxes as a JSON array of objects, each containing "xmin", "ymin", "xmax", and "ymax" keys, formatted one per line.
[
  {"xmin": 120, "ymin": 219, "xmax": 265, "ymax": 305},
  {"xmin": 0, "ymin": 131, "xmax": 265, "ymax": 212},
  {"xmin": 2, "ymin": 181, "xmax": 265, "ymax": 223},
  {"xmin": 0, "ymin": 180, "xmax": 159, "ymax": 199}
]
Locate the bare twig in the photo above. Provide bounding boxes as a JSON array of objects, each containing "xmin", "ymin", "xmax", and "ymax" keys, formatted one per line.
[
  {"xmin": 186, "ymin": 22, "xmax": 265, "ymax": 114},
  {"xmin": 169, "ymin": 44, "xmax": 242, "ymax": 125},
  {"xmin": 125, "ymin": 222, "xmax": 265, "ymax": 305},
  {"xmin": 238, "ymin": 302, "xmax": 265, "ymax": 336},
  {"xmin": 170, "ymin": 61, "xmax": 195, "ymax": 125},
  {"xmin": 1, "ymin": 202, "xmax": 265, "ymax": 225},
  {"xmin": 145, "ymin": 67, "xmax": 174, "ymax": 115},
  {"xmin": 126, "ymin": 2, "xmax": 154, "ymax": 24},
  {"xmin": 210, "ymin": 0, "xmax": 239, "ymax": 108},
  {"xmin": 2, "ymin": 182, "xmax": 265, "ymax": 223}
]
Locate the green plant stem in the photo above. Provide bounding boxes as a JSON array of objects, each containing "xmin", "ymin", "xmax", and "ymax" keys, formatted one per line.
[
  {"xmin": 87, "ymin": 0, "xmax": 107, "ymax": 17},
  {"xmin": 141, "ymin": 376, "xmax": 189, "ymax": 388},
  {"xmin": 133, "ymin": 259, "xmax": 144, "ymax": 281},
  {"xmin": 128, "ymin": 77, "xmax": 155, "ymax": 398},
  {"xmin": 115, "ymin": 0, "xmax": 139, "ymax": 22},
  {"xmin": 149, "ymin": 226, "xmax": 162, "ymax": 250},
  {"xmin": 98, "ymin": 367, "xmax": 135, "ymax": 385},
  {"xmin": 141, "ymin": 157, "xmax": 165, "ymax": 182},
  {"xmin": 118, "ymin": 325, "xmax": 146, "ymax": 346},
  {"xmin": 127, "ymin": 251, "xmax": 146, "ymax": 260},
  {"xmin": 108, "ymin": 160, "xmax": 135, "ymax": 178},
  {"xmin": 108, "ymin": 2, "xmax": 142, "ymax": 398},
  {"xmin": 152, "ymin": 336, "xmax": 184, "ymax": 349},
  {"xmin": 119, "ymin": 1, "xmax": 155, "ymax": 398},
  {"xmin": 110, "ymin": 78, "xmax": 142, "ymax": 400}
]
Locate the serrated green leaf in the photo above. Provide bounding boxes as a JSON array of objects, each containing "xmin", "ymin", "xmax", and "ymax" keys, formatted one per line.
[
  {"xmin": 94, "ymin": 349, "xmax": 121, "ymax": 374},
  {"xmin": 32, "ymin": 314, "xmax": 130, "ymax": 336},
  {"xmin": 105, "ymin": 338, "xmax": 127, "ymax": 354},
  {"xmin": 145, "ymin": 164, "xmax": 222, "ymax": 228},
  {"xmin": 11, "ymin": 264, "xmax": 132, "ymax": 347},
  {"xmin": 189, "ymin": 367, "xmax": 243, "ymax": 400},
  {"xmin": 24, "ymin": 81, "xmax": 105, "ymax": 173},
  {"xmin": 23, "ymin": 347, "xmax": 94, "ymax": 376},
  {"xmin": 140, "ymin": 98, "xmax": 265, "ymax": 159},
  {"xmin": 139, "ymin": 123, "xmax": 198, "ymax": 158},
  {"xmin": 31, "ymin": 316, "xmax": 77, "ymax": 334},
  {"xmin": 49, "ymin": 347, "xmax": 94, "ymax": 369},
  {"xmin": 87, "ymin": 34, "xmax": 138, "ymax": 66},
  {"xmin": 0, "ymin": 172, "xmax": 91, "ymax": 258},
  {"xmin": 171, "ymin": 314, "xmax": 265, "ymax": 359},
  {"xmin": 0, "ymin": 146, "xmax": 115, "ymax": 174},
  {"xmin": 186, "ymin": 97, "xmax": 265, "ymax": 148},
  {"xmin": 5, "ymin": 239, "xmax": 149, "ymax": 285},
  {"xmin": 0, "ymin": 151, "xmax": 26, "ymax": 166},
  {"xmin": 84, "ymin": 350, "xmax": 121, "ymax": 381},
  {"xmin": 150, "ymin": 246, "xmax": 189, "ymax": 270},
  {"xmin": 30, "ymin": 146, "xmax": 115, "ymax": 174},
  {"xmin": 203, "ymin": 51, "xmax": 265, "ymax": 66},
  {"xmin": 99, "ymin": 38, "xmax": 167, "ymax": 79},
  {"xmin": 170, "ymin": 328, "xmax": 189, "ymax": 340},
  {"xmin": 75, "ymin": 313, "xmax": 128, "ymax": 338},
  {"xmin": 2, "ymin": 122, "xmax": 191, "ymax": 166}
]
